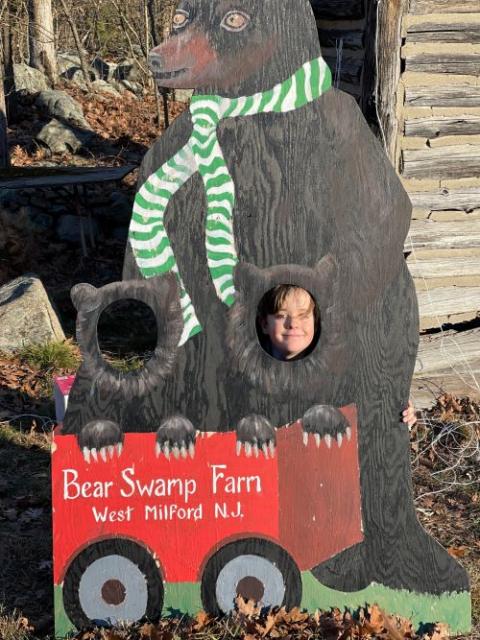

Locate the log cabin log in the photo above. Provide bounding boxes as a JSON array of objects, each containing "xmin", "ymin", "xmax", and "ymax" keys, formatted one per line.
[
  {"xmin": 405, "ymin": 116, "xmax": 480, "ymax": 137},
  {"xmin": 409, "ymin": 187, "xmax": 480, "ymax": 211},
  {"xmin": 407, "ymin": 255, "xmax": 480, "ymax": 280},
  {"xmin": 405, "ymin": 86, "xmax": 480, "ymax": 108},
  {"xmin": 416, "ymin": 286, "xmax": 480, "ymax": 330},
  {"xmin": 412, "ymin": 329, "xmax": 480, "ymax": 408},
  {"xmin": 410, "ymin": 0, "xmax": 480, "ymax": 14},
  {"xmin": 401, "ymin": 144, "xmax": 480, "ymax": 179},
  {"xmin": 376, "ymin": 0, "xmax": 409, "ymax": 161},
  {"xmin": 405, "ymin": 52, "xmax": 480, "ymax": 75},
  {"xmin": 406, "ymin": 21, "xmax": 480, "ymax": 44},
  {"xmin": 407, "ymin": 219, "xmax": 480, "ymax": 250}
]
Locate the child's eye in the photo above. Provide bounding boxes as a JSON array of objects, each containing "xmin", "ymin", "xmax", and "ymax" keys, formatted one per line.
[{"xmin": 221, "ymin": 10, "xmax": 250, "ymax": 32}]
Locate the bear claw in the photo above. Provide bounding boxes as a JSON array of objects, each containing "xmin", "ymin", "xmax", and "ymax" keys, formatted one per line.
[
  {"xmin": 302, "ymin": 405, "xmax": 350, "ymax": 449},
  {"xmin": 78, "ymin": 420, "xmax": 124, "ymax": 463},
  {"xmin": 156, "ymin": 415, "xmax": 196, "ymax": 460},
  {"xmin": 236, "ymin": 415, "xmax": 276, "ymax": 459}
]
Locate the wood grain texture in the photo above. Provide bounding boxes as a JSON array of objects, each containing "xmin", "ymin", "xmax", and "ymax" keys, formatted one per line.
[
  {"xmin": 401, "ymin": 144, "xmax": 480, "ymax": 179},
  {"xmin": 407, "ymin": 219, "xmax": 480, "ymax": 250},
  {"xmin": 405, "ymin": 85, "xmax": 480, "ymax": 108},
  {"xmin": 405, "ymin": 52, "xmax": 480, "ymax": 75},
  {"xmin": 405, "ymin": 116, "xmax": 480, "ymax": 137},
  {"xmin": 409, "ymin": 186, "xmax": 480, "ymax": 211},
  {"xmin": 410, "ymin": 0, "xmax": 480, "ymax": 14},
  {"xmin": 376, "ymin": 0, "xmax": 407, "ymax": 160},
  {"xmin": 412, "ymin": 329, "xmax": 480, "ymax": 408},
  {"xmin": 406, "ymin": 21, "xmax": 480, "ymax": 43},
  {"xmin": 416, "ymin": 286, "xmax": 480, "ymax": 329},
  {"xmin": 408, "ymin": 254, "xmax": 480, "ymax": 280},
  {"xmin": 64, "ymin": 0, "xmax": 469, "ymax": 603}
]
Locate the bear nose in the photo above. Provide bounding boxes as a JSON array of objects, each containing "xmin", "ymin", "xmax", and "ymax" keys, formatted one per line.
[{"xmin": 149, "ymin": 51, "xmax": 164, "ymax": 73}]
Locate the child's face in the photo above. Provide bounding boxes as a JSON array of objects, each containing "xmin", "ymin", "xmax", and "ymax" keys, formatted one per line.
[{"xmin": 261, "ymin": 289, "xmax": 316, "ymax": 360}]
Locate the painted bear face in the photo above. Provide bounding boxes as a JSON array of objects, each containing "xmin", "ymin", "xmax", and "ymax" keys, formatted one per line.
[{"xmin": 149, "ymin": 0, "xmax": 320, "ymax": 95}]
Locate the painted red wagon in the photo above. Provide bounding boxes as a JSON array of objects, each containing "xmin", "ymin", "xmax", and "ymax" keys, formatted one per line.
[{"xmin": 52, "ymin": 404, "xmax": 362, "ymax": 631}]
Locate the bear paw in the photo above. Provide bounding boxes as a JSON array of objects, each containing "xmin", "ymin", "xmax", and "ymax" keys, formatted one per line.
[
  {"xmin": 302, "ymin": 405, "xmax": 351, "ymax": 448},
  {"xmin": 156, "ymin": 415, "xmax": 196, "ymax": 460},
  {"xmin": 78, "ymin": 420, "xmax": 124, "ymax": 463},
  {"xmin": 236, "ymin": 415, "xmax": 276, "ymax": 459}
]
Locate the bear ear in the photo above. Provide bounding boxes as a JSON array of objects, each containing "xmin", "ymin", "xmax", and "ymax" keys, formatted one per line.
[
  {"xmin": 315, "ymin": 254, "xmax": 337, "ymax": 282},
  {"xmin": 234, "ymin": 262, "xmax": 268, "ymax": 293},
  {"xmin": 71, "ymin": 283, "xmax": 98, "ymax": 311}
]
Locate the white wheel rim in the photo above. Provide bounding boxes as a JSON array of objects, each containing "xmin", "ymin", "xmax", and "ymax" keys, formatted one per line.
[
  {"xmin": 215, "ymin": 554, "xmax": 286, "ymax": 613},
  {"xmin": 78, "ymin": 555, "xmax": 149, "ymax": 624}
]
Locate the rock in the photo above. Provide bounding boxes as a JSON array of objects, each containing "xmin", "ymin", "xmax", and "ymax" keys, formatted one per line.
[
  {"xmin": 13, "ymin": 63, "xmax": 49, "ymax": 94},
  {"xmin": 91, "ymin": 79, "xmax": 122, "ymax": 97},
  {"xmin": 56, "ymin": 214, "xmax": 99, "ymax": 243},
  {"xmin": 20, "ymin": 206, "xmax": 54, "ymax": 232},
  {"xmin": 0, "ymin": 275, "xmax": 65, "ymax": 353},
  {"xmin": 120, "ymin": 80, "xmax": 144, "ymax": 96},
  {"xmin": 173, "ymin": 89, "xmax": 193, "ymax": 103},
  {"xmin": 97, "ymin": 191, "xmax": 132, "ymax": 223},
  {"xmin": 57, "ymin": 52, "xmax": 82, "ymax": 76},
  {"xmin": 115, "ymin": 59, "xmax": 142, "ymax": 83},
  {"xmin": 36, "ymin": 119, "xmax": 93, "ymax": 154},
  {"xmin": 0, "ymin": 189, "xmax": 18, "ymax": 208},
  {"xmin": 91, "ymin": 56, "xmax": 118, "ymax": 82},
  {"xmin": 35, "ymin": 90, "xmax": 91, "ymax": 129}
]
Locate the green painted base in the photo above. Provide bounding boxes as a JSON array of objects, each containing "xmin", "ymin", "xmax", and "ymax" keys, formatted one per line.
[
  {"xmin": 300, "ymin": 572, "xmax": 471, "ymax": 635},
  {"xmin": 54, "ymin": 573, "xmax": 471, "ymax": 638}
]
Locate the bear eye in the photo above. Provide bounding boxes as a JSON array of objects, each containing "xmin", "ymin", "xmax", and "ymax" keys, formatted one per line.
[
  {"xmin": 221, "ymin": 10, "xmax": 250, "ymax": 32},
  {"xmin": 172, "ymin": 10, "xmax": 189, "ymax": 29}
]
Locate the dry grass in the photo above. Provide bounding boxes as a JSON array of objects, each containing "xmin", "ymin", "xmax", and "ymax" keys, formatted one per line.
[{"xmin": 0, "ymin": 607, "xmax": 34, "ymax": 640}]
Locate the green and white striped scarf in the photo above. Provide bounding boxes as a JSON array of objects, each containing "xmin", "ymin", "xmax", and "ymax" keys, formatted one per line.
[{"xmin": 129, "ymin": 56, "xmax": 332, "ymax": 345}]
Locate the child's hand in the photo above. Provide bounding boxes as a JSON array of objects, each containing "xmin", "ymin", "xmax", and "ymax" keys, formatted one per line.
[{"xmin": 402, "ymin": 401, "xmax": 417, "ymax": 429}]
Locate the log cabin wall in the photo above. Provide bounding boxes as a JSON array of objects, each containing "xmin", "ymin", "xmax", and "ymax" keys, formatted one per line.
[
  {"xmin": 311, "ymin": 0, "xmax": 374, "ymax": 109},
  {"xmin": 391, "ymin": 0, "xmax": 480, "ymax": 405}
]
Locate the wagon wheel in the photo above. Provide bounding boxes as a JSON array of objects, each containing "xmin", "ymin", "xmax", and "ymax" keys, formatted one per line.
[
  {"xmin": 63, "ymin": 538, "xmax": 163, "ymax": 629},
  {"xmin": 201, "ymin": 538, "xmax": 301, "ymax": 616}
]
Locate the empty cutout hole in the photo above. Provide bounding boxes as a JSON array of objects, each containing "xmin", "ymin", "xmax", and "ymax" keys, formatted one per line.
[
  {"xmin": 256, "ymin": 285, "xmax": 321, "ymax": 361},
  {"xmin": 97, "ymin": 299, "xmax": 157, "ymax": 371}
]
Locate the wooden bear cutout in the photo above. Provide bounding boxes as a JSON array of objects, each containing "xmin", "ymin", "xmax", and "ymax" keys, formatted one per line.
[{"xmin": 60, "ymin": 0, "xmax": 471, "ymax": 632}]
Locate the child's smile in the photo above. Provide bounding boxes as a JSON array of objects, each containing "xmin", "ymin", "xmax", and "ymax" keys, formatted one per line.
[{"xmin": 261, "ymin": 289, "xmax": 316, "ymax": 360}]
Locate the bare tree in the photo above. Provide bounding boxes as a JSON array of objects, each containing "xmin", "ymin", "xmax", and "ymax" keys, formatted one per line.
[
  {"xmin": 57, "ymin": 0, "xmax": 92, "ymax": 86},
  {"xmin": 28, "ymin": 0, "xmax": 57, "ymax": 85},
  {"xmin": 0, "ymin": 77, "xmax": 9, "ymax": 169}
]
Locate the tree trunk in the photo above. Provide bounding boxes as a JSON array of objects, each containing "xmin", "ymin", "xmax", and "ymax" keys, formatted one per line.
[
  {"xmin": 57, "ymin": 0, "xmax": 92, "ymax": 87},
  {"xmin": 0, "ymin": 72, "xmax": 9, "ymax": 170},
  {"xmin": 28, "ymin": 0, "xmax": 57, "ymax": 86}
]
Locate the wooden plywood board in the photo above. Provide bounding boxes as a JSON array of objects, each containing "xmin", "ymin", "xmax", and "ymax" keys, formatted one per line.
[
  {"xmin": 57, "ymin": 0, "xmax": 471, "ymax": 633},
  {"xmin": 401, "ymin": 144, "xmax": 480, "ymax": 179}
]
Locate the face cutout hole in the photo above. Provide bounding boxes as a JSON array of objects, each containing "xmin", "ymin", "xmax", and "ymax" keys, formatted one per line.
[
  {"xmin": 97, "ymin": 299, "xmax": 158, "ymax": 372},
  {"xmin": 256, "ymin": 286, "xmax": 321, "ymax": 362}
]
